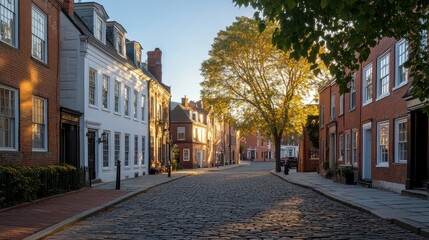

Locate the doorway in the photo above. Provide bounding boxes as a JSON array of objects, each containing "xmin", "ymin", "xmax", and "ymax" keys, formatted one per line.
[
  {"xmin": 362, "ymin": 123, "xmax": 372, "ymax": 180},
  {"xmin": 87, "ymin": 130, "xmax": 96, "ymax": 180},
  {"xmin": 196, "ymin": 150, "xmax": 203, "ymax": 168},
  {"xmin": 329, "ymin": 133, "xmax": 336, "ymax": 168}
]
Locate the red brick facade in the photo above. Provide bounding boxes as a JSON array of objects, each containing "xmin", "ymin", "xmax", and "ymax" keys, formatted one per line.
[
  {"xmin": 0, "ymin": 0, "xmax": 62, "ymax": 165},
  {"xmin": 319, "ymin": 38, "xmax": 411, "ymax": 192},
  {"xmin": 241, "ymin": 133, "xmax": 275, "ymax": 161}
]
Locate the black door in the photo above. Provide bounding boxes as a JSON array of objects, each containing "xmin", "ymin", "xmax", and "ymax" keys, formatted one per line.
[
  {"xmin": 87, "ymin": 130, "xmax": 96, "ymax": 180},
  {"xmin": 61, "ymin": 123, "xmax": 80, "ymax": 168}
]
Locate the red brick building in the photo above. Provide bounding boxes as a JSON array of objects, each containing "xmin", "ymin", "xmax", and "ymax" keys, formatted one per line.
[
  {"xmin": 0, "ymin": 0, "xmax": 64, "ymax": 165},
  {"xmin": 319, "ymin": 38, "xmax": 411, "ymax": 192},
  {"xmin": 170, "ymin": 97, "xmax": 209, "ymax": 168},
  {"xmin": 241, "ymin": 132, "xmax": 276, "ymax": 161}
]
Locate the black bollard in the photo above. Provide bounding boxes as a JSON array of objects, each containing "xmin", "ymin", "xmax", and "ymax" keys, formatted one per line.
[
  {"xmin": 116, "ymin": 160, "xmax": 121, "ymax": 190},
  {"xmin": 168, "ymin": 161, "xmax": 171, "ymax": 177},
  {"xmin": 284, "ymin": 161, "xmax": 290, "ymax": 175}
]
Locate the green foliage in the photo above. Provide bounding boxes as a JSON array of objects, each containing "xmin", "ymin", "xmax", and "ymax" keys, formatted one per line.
[
  {"xmin": 305, "ymin": 115, "xmax": 319, "ymax": 149},
  {"xmin": 0, "ymin": 165, "xmax": 83, "ymax": 208},
  {"xmin": 234, "ymin": 0, "xmax": 429, "ymax": 112},
  {"xmin": 339, "ymin": 166, "xmax": 354, "ymax": 177},
  {"xmin": 200, "ymin": 17, "xmax": 324, "ymax": 172}
]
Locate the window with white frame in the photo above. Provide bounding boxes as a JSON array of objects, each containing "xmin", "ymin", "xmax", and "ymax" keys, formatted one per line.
[
  {"xmin": 0, "ymin": 85, "xmax": 18, "ymax": 150},
  {"xmin": 134, "ymin": 135, "xmax": 138, "ymax": 165},
  {"xmin": 32, "ymin": 5, "xmax": 47, "ymax": 62},
  {"xmin": 330, "ymin": 93, "xmax": 335, "ymax": 120},
  {"xmin": 377, "ymin": 52, "xmax": 390, "ymax": 98},
  {"xmin": 377, "ymin": 121, "xmax": 389, "ymax": 166},
  {"xmin": 141, "ymin": 136, "xmax": 145, "ymax": 165},
  {"xmin": 89, "ymin": 68, "xmax": 97, "ymax": 106},
  {"xmin": 339, "ymin": 134, "xmax": 343, "ymax": 160},
  {"xmin": 362, "ymin": 64, "xmax": 373, "ymax": 105},
  {"xmin": 133, "ymin": 90, "xmax": 138, "ymax": 119},
  {"xmin": 183, "ymin": 148, "xmax": 190, "ymax": 161},
  {"xmin": 352, "ymin": 129, "xmax": 358, "ymax": 166},
  {"xmin": 395, "ymin": 39, "xmax": 408, "ymax": 87},
  {"xmin": 141, "ymin": 95, "xmax": 145, "ymax": 121},
  {"xmin": 345, "ymin": 131, "xmax": 350, "ymax": 165},
  {"xmin": 0, "ymin": 0, "xmax": 17, "ymax": 47},
  {"xmin": 32, "ymin": 96, "xmax": 47, "ymax": 151},
  {"xmin": 94, "ymin": 15, "xmax": 103, "ymax": 42},
  {"xmin": 350, "ymin": 75, "xmax": 356, "ymax": 110},
  {"xmin": 114, "ymin": 132, "xmax": 120, "ymax": 165},
  {"xmin": 102, "ymin": 75, "xmax": 109, "ymax": 109},
  {"xmin": 339, "ymin": 94, "xmax": 344, "ymax": 116},
  {"xmin": 178, "ymin": 127, "xmax": 185, "ymax": 140},
  {"xmin": 102, "ymin": 131, "xmax": 109, "ymax": 167},
  {"xmin": 116, "ymin": 32, "xmax": 124, "ymax": 55},
  {"xmin": 395, "ymin": 118, "xmax": 407, "ymax": 163},
  {"xmin": 114, "ymin": 80, "xmax": 120, "ymax": 113},
  {"xmin": 124, "ymin": 134, "xmax": 130, "ymax": 166},
  {"xmin": 124, "ymin": 86, "xmax": 130, "ymax": 117}
]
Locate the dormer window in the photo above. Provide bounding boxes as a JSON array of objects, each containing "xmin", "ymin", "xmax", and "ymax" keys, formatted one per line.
[
  {"xmin": 116, "ymin": 32, "xmax": 124, "ymax": 55},
  {"xmin": 94, "ymin": 15, "xmax": 104, "ymax": 43}
]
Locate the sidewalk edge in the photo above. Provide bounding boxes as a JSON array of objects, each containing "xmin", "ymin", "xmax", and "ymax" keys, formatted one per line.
[
  {"xmin": 270, "ymin": 171, "xmax": 424, "ymax": 236},
  {"xmin": 24, "ymin": 174, "xmax": 188, "ymax": 240}
]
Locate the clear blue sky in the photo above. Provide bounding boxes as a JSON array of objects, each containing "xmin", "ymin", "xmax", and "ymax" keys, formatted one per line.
[{"xmin": 79, "ymin": 0, "xmax": 255, "ymax": 103}]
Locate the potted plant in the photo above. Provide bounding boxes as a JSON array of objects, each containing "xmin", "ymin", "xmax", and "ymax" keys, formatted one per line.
[{"xmin": 339, "ymin": 166, "xmax": 354, "ymax": 184}]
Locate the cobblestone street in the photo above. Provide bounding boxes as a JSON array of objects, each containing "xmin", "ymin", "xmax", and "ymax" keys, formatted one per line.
[{"xmin": 48, "ymin": 163, "xmax": 423, "ymax": 239}]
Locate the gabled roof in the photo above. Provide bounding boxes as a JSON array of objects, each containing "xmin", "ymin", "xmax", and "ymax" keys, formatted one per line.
[
  {"xmin": 171, "ymin": 105, "xmax": 192, "ymax": 123},
  {"xmin": 74, "ymin": 2, "xmax": 109, "ymax": 20}
]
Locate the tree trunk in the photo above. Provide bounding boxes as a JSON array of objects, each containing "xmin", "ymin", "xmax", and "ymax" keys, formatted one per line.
[{"xmin": 274, "ymin": 135, "xmax": 282, "ymax": 172}]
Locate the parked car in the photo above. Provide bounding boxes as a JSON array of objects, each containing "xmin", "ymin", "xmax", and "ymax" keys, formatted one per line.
[
  {"xmin": 280, "ymin": 158, "xmax": 286, "ymax": 166},
  {"xmin": 287, "ymin": 157, "xmax": 297, "ymax": 168}
]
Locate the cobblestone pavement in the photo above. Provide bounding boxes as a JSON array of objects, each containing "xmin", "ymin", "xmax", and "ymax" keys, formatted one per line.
[{"xmin": 48, "ymin": 163, "xmax": 423, "ymax": 239}]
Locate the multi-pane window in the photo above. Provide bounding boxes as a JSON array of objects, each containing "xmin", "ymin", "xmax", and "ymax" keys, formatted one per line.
[
  {"xmin": 141, "ymin": 95, "xmax": 145, "ymax": 121},
  {"xmin": 350, "ymin": 75, "xmax": 356, "ymax": 110},
  {"xmin": 114, "ymin": 132, "xmax": 120, "ymax": 165},
  {"xmin": 124, "ymin": 86, "xmax": 130, "ymax": 117},
  {"xmin": 125, "ymin": 134, "xmax": 130, "ymax": 166},
  {"xmin": 363, "ymin": 64, "xmax": 373, "ymax": 104},
  {"xmin": 178, "ymin": 127, "xmax": 185, "ymax": 140},
  {"xmin": 114, "ymin": 80, "xmax": 120, "ymax": 113},
  {"xmin": 116, "ymin": 32, "xmax": 123, "ymax": 55},
  {"xmin": 94, "ymin": 16, "xmax": 103, "ymax": 42},
  {"xmin": 339, "ymin": 134, "xmax": 344, "ymax": 160},
  {"xmin": 32, "ymin": 5, "xmax": 47, "ymax": 62},
  {"xmin": 395, "ymin": 118, "xmax": 407, "ymax": 163},
  {"xmin": 0, "ymin": 0, "xmax": 17, "ymax": 46},
  {"xmin": 32, "ymin": 96, "xmax": 47, "ymax": 151},
  {"xmin": 133, "ymin": 90, "xmax": 138, "ymax": 119},
  {"xmin": 102, "ymin": 75, "xmax": 109, "ymax": 109},
  {"xmin": 352, "ymin": 130, "xmax": 358, "ymax": 166},
  {"xmin": 377, "ymin": 121, "xmax": 389, "ymax": 166},
  {"xmin": 377, "ymin": 53, "xmax": 390, "ymax": 98},
  {"xmin": 0, "ymin": 86, "xmax": 17, "ymax": 149},
  {"xmin": 102, "ymin": 132, "xmax": 109, "ymax": 167},
  {"xmin": 330, "ymin": 93, "xmax": 335, "ymax": 120},
  {"xmin": 141, "ymin": 136, "xmax": 145, "ymax": 165},
  {"xmin": 134, "ymin": 135, "xmax": 138, "ymax": 165},
  {"xmin": 345, "ymin": 131, "xmax": 350, "ymax": 165},
  {"xmin": 183, "ymin": 148, "xmax": 190, "ymax": 161},
  {"xmin": 339, "ymin": 94, "xmax": 344, "ymax": 116},
  {"xmin": 395, "ymin": 39, "xmax": 408, "ymax": 86},
  {"xmin": 89, "ymin": 68, "xmax": 97, "ymax": 105}
]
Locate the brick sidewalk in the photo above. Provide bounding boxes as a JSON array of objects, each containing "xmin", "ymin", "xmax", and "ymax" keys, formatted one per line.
[{"xmin": 0, "ymin": 189, "xmax": 128, "ymax": 240}]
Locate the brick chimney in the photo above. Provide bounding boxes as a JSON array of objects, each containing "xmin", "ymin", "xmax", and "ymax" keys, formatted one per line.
[
  {"xmin": 182, "ymin": 96, "xmax": 188, "ymax": 108},
  {"xmin": 61, "ymin": 0, "xmax": 74, "ymax": 16},
  {"xmin": 147, "ymin": 48, "xmax": 162, "ymax": 82}
]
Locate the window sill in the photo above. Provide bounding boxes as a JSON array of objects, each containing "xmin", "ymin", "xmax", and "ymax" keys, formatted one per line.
[
  {"xmin": 31, "ymin": 56, "xmax": 48, "ymax": 67},
  {"xmin": 376, "ymin": 163, "xmax": 389, "ymax": 168},
  {"xmin": 376, "ymin": 93, "xmax": 390, "ymax": 102},
  {"xmin": 102, "ymin": 167, "xmax": 110, "ymax": 171},
  {"xmin": 133, "ymin": 118, "xmax": 139, "ymax": 122},
  {"xmin": 89, "ymin": 104, "xmax": 99, "ymax": 110},
  {"xmin": 114, "ymin": 112, "xmax": 121, "ymax": 116},
  {"xmin": 32, "ymin": 149, "xmax": 48, "ymax": 152},
  {"xmin": 362, "ymin": 100, "xmax": 372, "ymax": 107},
  {"xmin": 349, "ymin": 107, "xmax": 356, "ymax": 112},
  {"xmin": 393, "ymin": 161, "xmax": 407, "ymax": 165},
  {"xmin": 102, "ymin": 108, "xmax": 110, "ymax": 113},
  {"xmin": 392, "ymin": 81, "xmax": 408, "ymax": 91},
  {"xmin": 124, "ymin": 115, "xmax": 130, "ymax": 119},
  {"xmin": 124, "ymin": 166, "xmax": 131, "ymax": 170},
  {"xmin": 133, "ymin": 166, "xmax": 140, "ymax": 169},
  {"xmin": 0, "ymin": 148, "xmax": 18, "ymax": 152}
]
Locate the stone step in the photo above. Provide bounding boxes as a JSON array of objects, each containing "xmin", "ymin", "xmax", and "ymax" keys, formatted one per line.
[{"xmin": 357, "ymin": 180, "xmax": 372, "ymax": 188}]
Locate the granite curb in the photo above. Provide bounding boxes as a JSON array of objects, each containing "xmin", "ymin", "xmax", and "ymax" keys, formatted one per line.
[{"xmin": 270, "ymin": 171, "xmax": 427, "ymax": 237}]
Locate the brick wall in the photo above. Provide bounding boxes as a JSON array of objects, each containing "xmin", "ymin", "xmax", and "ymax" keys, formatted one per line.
[{"xmin": 0, "ymin": 0, "xmax": 61, "ymax": 165}]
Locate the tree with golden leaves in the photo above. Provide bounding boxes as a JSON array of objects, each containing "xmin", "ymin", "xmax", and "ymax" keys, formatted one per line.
[{"xmin": 200, "ymin": 17, "xmax": 324, "ymax": 172}]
